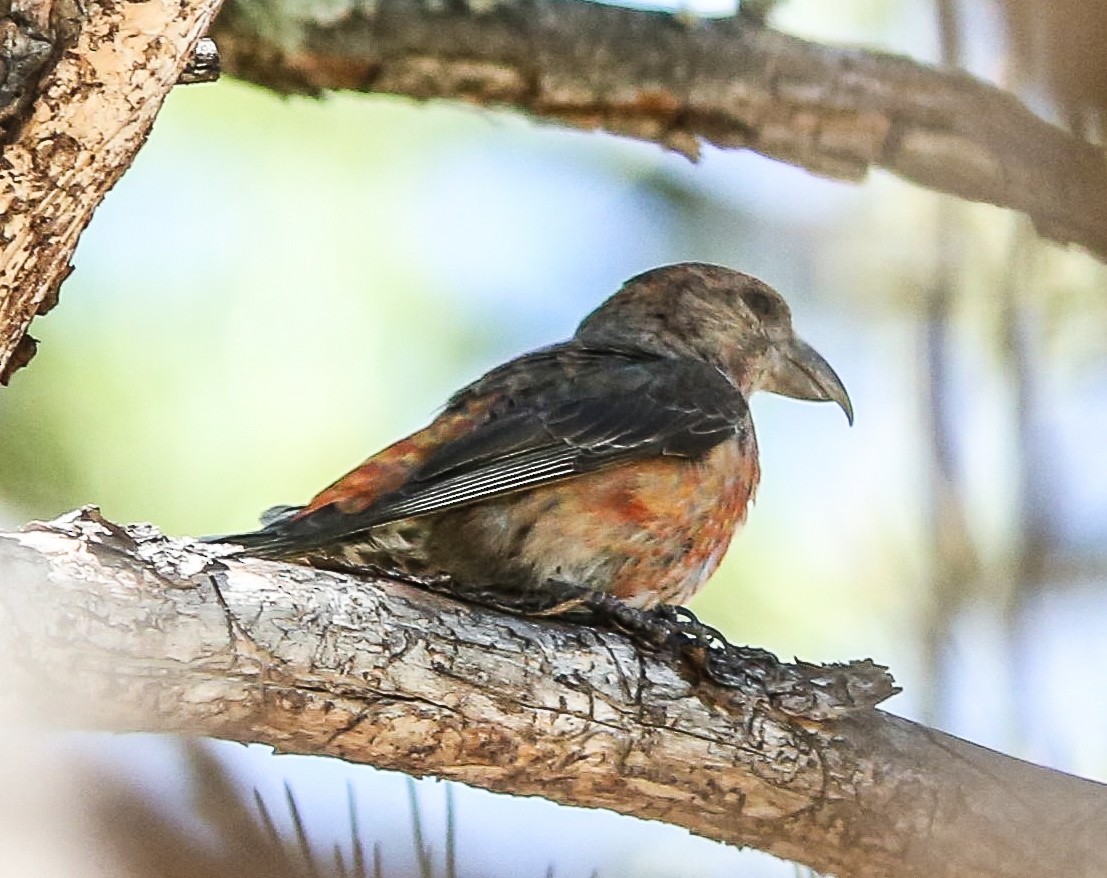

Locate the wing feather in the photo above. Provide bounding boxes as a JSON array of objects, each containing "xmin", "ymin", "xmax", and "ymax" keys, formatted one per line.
[
  {"xmin": 216, "ymin": 349, "xmax": 748, "ymax": 554},
  {"xmin": 335, "ymin": 353, "xmax": 745, "ymax": 528}
]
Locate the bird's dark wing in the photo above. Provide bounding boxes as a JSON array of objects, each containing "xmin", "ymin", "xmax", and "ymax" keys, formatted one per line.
[{"xmin": 212, "ymin": 351, "xmax": 748, "ymax": 555}]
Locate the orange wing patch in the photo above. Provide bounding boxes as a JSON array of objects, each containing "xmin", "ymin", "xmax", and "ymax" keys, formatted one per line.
[{"xmin": 299, "ymin": 396, "xmax": 500, "ymax": 517}]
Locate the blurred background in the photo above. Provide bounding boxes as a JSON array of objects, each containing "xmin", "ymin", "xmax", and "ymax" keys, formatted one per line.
[{"xmin": 2, "ymin": 0, "xmax": 1107, "ymax": 875}]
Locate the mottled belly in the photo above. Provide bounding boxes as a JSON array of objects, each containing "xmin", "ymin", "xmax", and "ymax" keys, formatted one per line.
[
  {"xmin": 302, "ymin": 434, "xmax": 759, "ymax": 609},
  {"xmin": 444, "ymin": 433, "xmax": 760, "ymax": 607}
]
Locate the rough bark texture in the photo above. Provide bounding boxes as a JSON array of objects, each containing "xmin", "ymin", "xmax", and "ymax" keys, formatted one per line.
[
  {"xmin": 0, "ymin": 0, "xmax": 224, "ymax": 383},
  {"xmin": 210, "ymin": 0, "xmax": 1107, "ymax": 262},
  {"xmin": 0, "ymin": 1, "xmax": 70, "ymax": 142},
  {"xmin": 2, "ymin": 507, "xmax": 1106, "ymax": 878}
]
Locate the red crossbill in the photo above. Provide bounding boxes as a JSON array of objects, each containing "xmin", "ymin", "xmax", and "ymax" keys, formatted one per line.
[{"xmin": 211, "ymin": 263, "xmax": 851, "ymax": 609}]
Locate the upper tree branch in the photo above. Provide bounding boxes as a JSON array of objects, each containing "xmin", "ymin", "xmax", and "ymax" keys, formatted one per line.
[
  {"xmin": 210, "ymin": 0, "xmax": 1107, "ymax": 262},
  {"xmin": 0, "ymin": 0, "xmax": 224, "ymax": 383},
  {"xmin": 2, "ymin": 507, "xmax": 1106, "ymax": 878}
]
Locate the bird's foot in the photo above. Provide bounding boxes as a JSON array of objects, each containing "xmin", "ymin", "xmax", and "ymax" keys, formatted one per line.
[
  {"xmin": 418, "ymin": 577, "xmax": 764, "ymax": 690},
  {"xmin": 570, "ymin": 599, "xmax": 781, "ymax": 691},
  {"xmin": 443, "ymin": 581, "xmax": 675, "ymax": 647},
  {"xmin": 646, "ymin": 604, "xmax": 770, "ymax": 688},
  {"xmin": 513, "ymin": 584, "xmax": 755, "ymax": 687},
  {"xmin": 452, "ymin": 580, "xmax": 604, "ymax": 620}
]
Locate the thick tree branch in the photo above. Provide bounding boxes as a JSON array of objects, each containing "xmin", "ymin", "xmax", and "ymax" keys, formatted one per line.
[
  {"xmin": 2, "ymin": 507, "xmax": 1105, "ymax": 878},
  {"xmin": 209, "ymin": 0, "xmax": 1107, "ymax": 262},
  {"xmin": 0, "ymin": 0, "xmax": 224, "ymax": 383}
]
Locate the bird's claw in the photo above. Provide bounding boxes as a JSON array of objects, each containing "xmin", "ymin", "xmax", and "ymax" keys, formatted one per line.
[
  {"xmin": 524, "ymin": 588, "xmax": 755, "ymax": 689},
  {"xmin": 641, "ymin": 604, "xmax": 751, "ymax": 685}
]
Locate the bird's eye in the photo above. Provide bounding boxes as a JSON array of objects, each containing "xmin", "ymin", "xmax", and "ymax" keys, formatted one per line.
[{"xmin": 742, "ymin": 289, "xmax": 781, "ymax": 321}]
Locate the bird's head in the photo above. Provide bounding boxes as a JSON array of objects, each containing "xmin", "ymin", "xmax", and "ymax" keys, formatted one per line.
[{"xmin": 575, "ymin": 262, "xmax": 853, "ymax": 424}]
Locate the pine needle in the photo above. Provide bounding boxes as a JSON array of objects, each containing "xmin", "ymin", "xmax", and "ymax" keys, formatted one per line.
[
  {"xmin": 285, "ymin": 781, "xmax": 320, "ymax": 878},
  {"xmin": 406, "ymin": 777, "xmax": 434, "ymax": 878},
  {"xmin": 444, "ymin": 784, "xmax": 457, "ymax": 878}
]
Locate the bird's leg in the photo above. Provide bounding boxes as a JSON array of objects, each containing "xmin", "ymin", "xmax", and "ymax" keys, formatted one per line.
[
  {"xmin": 536, "ymin": 594, "xmax": 773, "ymax": 689},
  {"xmin": 433, "ymin": 579, "xmax": 677, "ymax": 649},
  {"xmin": 564, "ymin": 589, "xmax": 679, "ymax": 651},
  {"xmin": 480, "ymin": 580, "xmax": 721, "ymax": 659},
  {"xmin": 559, "ymin": 593, "xmax": 768, "ymax": 691},
  {"xmin": 444, "ymin": 579, "xmax": 600, "ymax": 620},
  {"xmin": 412, "ymin": 575, "xmax": 759, "ymax": 689}
]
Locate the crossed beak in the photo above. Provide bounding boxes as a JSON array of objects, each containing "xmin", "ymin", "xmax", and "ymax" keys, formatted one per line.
[{"xmin": 764, "ymin": 337, "xmax": 854, "ymax": 425}]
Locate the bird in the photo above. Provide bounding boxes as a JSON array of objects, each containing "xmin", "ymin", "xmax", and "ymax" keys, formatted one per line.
[{"xmin": 209, "ymin": 263, "xmax": 852, "ymax": 611}]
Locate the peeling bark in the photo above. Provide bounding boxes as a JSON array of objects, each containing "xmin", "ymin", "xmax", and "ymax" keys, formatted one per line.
[
  {"xmin": 3, "ymin": 0, "xmax": 1104, "ymax": 386},
  {"xmin": 0, "ymin": 0, "xmax": 224, "ymax": 383},
  {"xmin": 209, "ymin": 0, "xmax": 1107, "ymax": 262},
  {"xmin": 1, "ymin": 507, "xmax": 1105, "ymax": 878},
  {"xmin": 0, "ymin": 1, "xmax": 71, "ymax": 143}
]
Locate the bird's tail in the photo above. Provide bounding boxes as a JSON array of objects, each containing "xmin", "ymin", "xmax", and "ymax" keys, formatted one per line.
[{"xmin": 201, "ymin": 504, "xmax": 307, "ymax": 557}]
